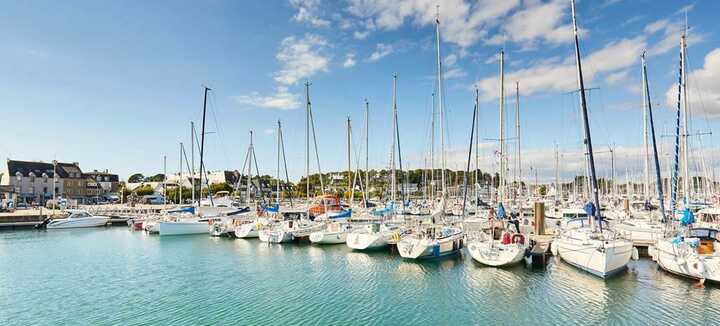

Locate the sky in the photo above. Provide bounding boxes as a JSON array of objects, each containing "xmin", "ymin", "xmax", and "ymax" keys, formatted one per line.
[{"xmin": 2, "ymin": 0, "xmax": 720, "ymax": 184}]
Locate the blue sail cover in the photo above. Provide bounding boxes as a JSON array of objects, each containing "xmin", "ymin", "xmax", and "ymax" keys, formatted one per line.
[
  {"xmin": 262, "ymin": 204, "xmax": 279, "ymax": 213},
  {"xmin": 167, "ymin": 206, "xmax": 195, "ymax": 214},
  {"xmin": 328, "ymin": 209, "xmax": 352, "ymax": 219},
  {"xmin": 372, "ymin": 202, "xmax": 394, "ymax": 216}
]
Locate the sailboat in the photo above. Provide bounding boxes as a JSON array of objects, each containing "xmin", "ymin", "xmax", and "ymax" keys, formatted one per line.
[
  {"xmin": 346, "ymin": 76, "xmax": 403, "ymax": 251},
  {"xmin": 159, "ymin": 87, "xmax": 215, "ymax": 236},
  {"xmin": 613, "ymin": 52, "xmax": 664, "ymax": 246},
  {"xmin": 651, "ymin": 26, "xmax": 720, "ymax": 283},
  {"xmin": 396, "ymin": 10, "xmax": 464, "ymax": 260},
  {"xmin": 311, "ymin": 117, "xmax": 354, "ymax": 244},
  {"xmin": 467, "ymin": 76, "xmax": 528, "ymax": 267},
  {"xmin": 551, "ymin": 0, "xmax": 634, "ymax": 277}
]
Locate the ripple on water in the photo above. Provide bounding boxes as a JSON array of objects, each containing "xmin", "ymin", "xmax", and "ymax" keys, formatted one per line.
[{"xmin": 2, "ymin": 228, "xmax": 720, "ymax": 325}]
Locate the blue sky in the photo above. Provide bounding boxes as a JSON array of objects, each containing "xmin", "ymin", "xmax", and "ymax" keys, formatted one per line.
[{"xmin": 2, "ymin": 0, "xmax": 720, "ymax": 183}]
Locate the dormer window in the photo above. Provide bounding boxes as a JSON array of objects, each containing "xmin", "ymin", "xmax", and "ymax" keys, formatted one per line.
[{"xmin": 29, "ymin": 172, "xmax": 36, "ymax": 183}]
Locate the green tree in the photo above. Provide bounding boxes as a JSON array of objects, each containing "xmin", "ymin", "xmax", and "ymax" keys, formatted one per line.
[
  {"xmin": 128, "ymin": 173, "xmax": 144, "ymax": 183},
  {"xmin": 134, "ymin": 185, "xmax": 155, "ymax": 196}
]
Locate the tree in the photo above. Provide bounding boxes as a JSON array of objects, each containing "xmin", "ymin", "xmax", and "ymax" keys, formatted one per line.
[
  {"xmin": 128, "ymin": 173, "xmax": 145, "ymax": 183},
  {"xmin": 538, "ymin": 185, "xmax": 547, "ymax": 196},
  {"xmin": 146, "ymin": 174, "xmax": 166, "ymax": 182},
  {"xmin": 134, "ymin": 185, "xmax": 155, "ymax": 196}
]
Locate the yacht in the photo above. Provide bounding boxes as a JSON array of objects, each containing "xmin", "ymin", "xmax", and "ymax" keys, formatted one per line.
[
  {"xmin": 46, "ymin": 210, "xmax": 110, "ymax": 229},
  {"xmin": 651, "ymin": 227, "xmax": 720, "ymax": 283},
  {"xmin": 467, "ymin": 223, "xmax": 528, "ymax": 267},
  {"xmin": 310, "ymin": 222, "xmax": 350, "ymax": 245},
  {"xmin": 346, "ymin": 223, "xmax": 400, "ymax": 251},
  {"xmin": 396, "ymin": 225, "xmax": 464, "ymax": 259}
]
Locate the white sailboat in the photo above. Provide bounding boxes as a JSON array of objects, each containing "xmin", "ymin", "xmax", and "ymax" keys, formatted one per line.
[
  {"xmin": 397, "ymin": 10, "xmax": 464, "ymax": 260},
  {"xmin": 160, "ymin": 87, "xmax": 213, "ymax": 236},
  {"xmin": 466, "ymin": 61, "xmax": 528, "ymax": 267},
  {"xmin": 552, "ymin": 0, "xmax": 634, "ymax": 277},
  {"xmin": 650, "ymin": 23, "xmax": 720, "ymax": 283}
]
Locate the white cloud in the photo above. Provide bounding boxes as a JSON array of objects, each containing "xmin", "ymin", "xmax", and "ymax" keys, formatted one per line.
[
  {"xmin": 263, "ymin": 128, "xmax": 275, "ymax": 134},
  {"xmin": 274, "ymin": 34, "xmax": 330, "ymax": 85},
  {"xmin": 606, "ymin": 69, "xmax": 631, "ymax": 85},
  {"xmin": 346, "ymin": 0, "xmax": 520, "ymax": 49},
  {"xmin": 231, "ymin": 87, "xmax": 301, "ymax": 110},
  {"xmin": 644, "ymin": 19, "xmax": 669, "ymax": 34},
  {"xmin": 665, "ymin": 48, "xmax": 720, "ymax": 118},
  {"xmin": 353, "ymin": 30, "xmax": 370, "ymax": 40},
  {"xmin": 500, "ymin": 0, "xmax": 573, "ymax": 46},
  {"xmin": 475, "ymin": 36, "xmax": 646, "ymax": 101},
  {"xmin": 234, "ymin": 33, "xmax": 329, "ymax": 110},
  {"xmin": 343, "ymin": 53, "xmax": 357, "ymax": 67},
  {"xmin": 289, "ymin": 0, "xmax": 330, "ymax": 27},
  {"xmin": 368, "ymin": 43, "xmax": 394, "ymax": 62}
]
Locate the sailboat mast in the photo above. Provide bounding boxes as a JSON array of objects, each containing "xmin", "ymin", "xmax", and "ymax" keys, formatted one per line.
[
  {"xmin": 391, "ymin": 74, "xmax": 398, "ymax": 203},
  {"xmin": 555, "ymin": 143, "xmax": 560, "ymax": 201},
  {"xmin": 642, "ymin": 51, "xmax": 667, "ymax": 221},
  {"xmin": 475, "ymin": 88, "xmax": 480, "ymax": 201},
  {"xmin": 248, "ymin": 131, "xmax": 254, "ymax": 203},
  {"xmin": 179, "ymin": 143, "xmax": 183, "ymax": 205},
  {"xmin": 681, "ymin": 30, "xmax": 690, "ymax": 200},
  {"xmin": 435, "ymin": 8, "xmax": 446, "ymax": 198},
  {"xmin": 570, "ymin": 0, "xmax": 603, "ymax": 227},
  {"xmin": 365, "ymin": 99, "xmax": 369, "ymax": 205},
  {"xmin": 431, "ymin": 92, "xmax": 435, "ymax": 200},
  {"xmin": 199, "ymin": 87, "xmax": 210, "ymax": 207},
  {"xmin": 642, "ymin": 59, "xmax": 651, "ymax": 200},
  {"xmin": 499, "ymin": 49, "xmax": 506, "ymax": 203},
  {"xmin": 191, "ymin": 122, "xmax": 195, "ymax": 205},
  {"xmin": 277, "ymin": 121, "xmax": 281, "ymax": 205},
  {"xmin": 305, "ymin": 81, "xmax": 311, "ymax": 201},
  {"xmin": 515, "ymin": 81, "xmax": 521, "ymax": 201},
  {"xmin": 347, "ymin": 116, "xmax": 352, "ymax": 202}
]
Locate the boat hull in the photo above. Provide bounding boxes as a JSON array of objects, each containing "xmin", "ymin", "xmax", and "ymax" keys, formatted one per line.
[
  {"xmin": 158, "ymin": 221, "xmax": 209, "ymax": 236},
  {"xmin": 555, "ymin": 237, "xmax": 633, "ymax": 278},
  {"xmin": 47, "ymin": 217, "xmax": 110, "ymax": 229},
  {"xmin": 346, "ymin": 232, "xmax": 388, "ymax": 250},
  {"xmin": 467, "ymin": 240, "xmax": 526, "ymax": 267},
  {"xmin": 397, "ymin": 234, "xmax": 464, "ymax": 259},
  {"xmin": 259, "ymin": 230, "xmax": 294, "ymax": 243},
  {"xmin": 310, "ymin": 230, "xmax": 347, "ymax": 244},
  {"xmin": 652, "ymin": 239, "xmax": 720, "ymax": 282},
  {"xmin": 234, "ymin": 223, "xmax": 259, "ymax": 238}
]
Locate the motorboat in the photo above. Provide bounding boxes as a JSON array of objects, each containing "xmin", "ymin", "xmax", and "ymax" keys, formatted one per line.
[{"xmin": 46, "ymin": 210, "xmax": 110, "ymax": 229}]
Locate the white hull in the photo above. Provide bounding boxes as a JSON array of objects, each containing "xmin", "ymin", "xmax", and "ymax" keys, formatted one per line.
[
  {"xmin": 346, "ymin": 232, "xmax": 390, "ymax": 250},
  {"xmin": 467, "ymin": 240, "xmax": 526, "ymax": 267},
  {"xmin": 652, "ymin": 238, "xmax": 720, "ymax": 282},
  {"xmin": 259, "ymin": 229, "xmax": 294, "ymax": 243},
  {"xmin": 159, "ymin": 221, "xmax": 209, "ymax": 236},
  {"xmin": 234, "ymin": 223, "xmax": 259, "ymax": 238},
  {"xmin": 47, "ymin": 217, "xmax": 110, "ymax": 229},
  {"xmin": 310, "ymin": 230, "xmax": 347, "ymax": 244},
  {"xmin": 397, "ymin": 232, "xmax": 464, "ymax": 259},
  {"xmin": 554, "ymin": 230, "xmax": 633, "ymax": 278}
]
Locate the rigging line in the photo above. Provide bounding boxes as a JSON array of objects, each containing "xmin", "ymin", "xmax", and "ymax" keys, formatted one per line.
[
  {"xmin": 278, "ymin": 122, "xmax": 293, "ymax": 207},
  {"xmin": 207, "ymin": 90, "xmax": 232, "ymax": 169},
  {"xmin": 308, "ymin": 100, "xmax": 325, "ymax": 194}
]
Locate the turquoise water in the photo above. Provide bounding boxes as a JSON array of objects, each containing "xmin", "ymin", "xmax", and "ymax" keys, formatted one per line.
[{"xmin": 1, "ymin": 227, "xmax": 719, "ymax": 325}]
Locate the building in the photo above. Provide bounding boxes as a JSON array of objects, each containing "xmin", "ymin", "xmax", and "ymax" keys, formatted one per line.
[{"xmin": 2, "ymin": 159, "xmax": 117, "ymax": 204}]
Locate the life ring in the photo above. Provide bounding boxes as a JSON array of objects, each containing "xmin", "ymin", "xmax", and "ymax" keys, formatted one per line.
[
  {"xmin": 512, "ymin": 234, "xmax": 525, "ymax": 245},
  {"xmin": 255, "ymin": 222, "xmax": 262, "ymax": 230},
  {"xmin": 393, "ymin": 232, "xmax": 401, "ymax": 242},
  {"xmin": 207, "ymin": 219, "xmax": 214, "ymax": 225}
]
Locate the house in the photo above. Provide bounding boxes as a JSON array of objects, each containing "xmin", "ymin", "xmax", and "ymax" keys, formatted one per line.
[{"xmin": 84, "ymin": 170, "xmax": 120, "ymax": 195}]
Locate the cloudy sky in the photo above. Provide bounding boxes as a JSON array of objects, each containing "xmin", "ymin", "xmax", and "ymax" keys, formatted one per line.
[{"xmin": 1, "ymin": 0, "xmax": 719, "ymax": 183}]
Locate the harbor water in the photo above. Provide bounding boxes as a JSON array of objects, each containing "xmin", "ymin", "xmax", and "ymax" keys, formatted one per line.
[{"xmin": 2, "ymin": 227, "xmax": 719, "ymax": 325}]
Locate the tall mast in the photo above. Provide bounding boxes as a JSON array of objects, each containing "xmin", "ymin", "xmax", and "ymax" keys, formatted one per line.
[
  {"xmin": 163, "ymin": 155, "xmax": 167, "ymax": 205},
  {"xmin": 515, "ymin": 81, "xmax": 521, "ymax": 201},
  {"xmin": 199, "ymin": 86, "xmax": 210, "ymax": 210},
  {"xmin": 347, "ymin": 116, "xmax": 352, "ymax": 202},
  {"xmin": 248, "ymin": 131, "xmax": 253, "ymax": 203},
  {"xmin": 642, "ymin": 51, "xmax": 667, "ymax": 222},
  {"xmin": 555, "ymin": 143, "xmax": 560, "ymax": 201},
  {"xmin": 430, "ymin": 92, "xmax": 435, "ymax": 201},
  {"xmin": 391, "ymin": 74, "xmax": 398, "ymax": 203},
  {"xmin": 305, "ymin": 81, "xmax": 311, "ymax": 201},
  {"xmin": 364, "ymin": 99, "xmax": 369, "ymax": 205},
  {"xmin": 277, "ymin": 121, "xmax": 281, "ymax": 205},
  {"xmin": 570, "ymin": 0, "xmax": 603, "ymax": 229},
  {"xmin": 475, "ymin": 87, "xmax": 480, "ymax": 202},
  {"xmin": 499, "ymin": 49, "xmax": 506, "ymax": 203},
  {"xmin": 642, "ymin": 57, "xmax": 651, "ymax": 200},
  {"xmin": 681, "ymin": 28, "xmax": 690, "ymax": 201},
  {"xmin": 191, "ymin": 122, "xmax": 195, "ymax": 205},
  {"xmin": 179, "ymin": 142, "xmax": 183, "ymax": 205},
  {"xmin": 435, "ymin": 7, "xmax": 446, "ymax": 198}
]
